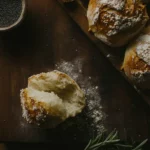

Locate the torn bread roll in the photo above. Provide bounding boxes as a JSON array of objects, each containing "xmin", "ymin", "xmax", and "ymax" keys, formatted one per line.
[
  {"xmin": 20, "ymin": 70, "xmax": 85, "ymax": 127},
  {"xmin": 122, "ymin": 26, "xmax": 150, "ymax": 89},
  {"xmin": 87, "ymin": 0, "xmax": 149, "ymax": 47}
]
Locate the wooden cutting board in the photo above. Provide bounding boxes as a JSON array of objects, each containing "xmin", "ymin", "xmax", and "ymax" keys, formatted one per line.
[
  {"xmin": 0, "ymin": 0, "xmax": 149, "ymax": 143},
  {"xmin": 57, "ymin": 0, "xmax": 150, "ymax": 105}
]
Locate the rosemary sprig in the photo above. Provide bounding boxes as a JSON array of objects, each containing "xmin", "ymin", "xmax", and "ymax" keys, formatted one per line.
[{"xmin": 84, "ymin": 130, "xmax": 148, "ymax": 150}]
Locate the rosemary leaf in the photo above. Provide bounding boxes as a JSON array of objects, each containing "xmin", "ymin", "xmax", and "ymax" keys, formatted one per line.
[
  {"xmin": 132, "ymin": 139, "xmax": 148, "ymax": 150},
  {"xmin": 89, "ymin": 139, "xmax": 120, "ymax": 149},
  {"xmin": 84, "ymin": 130, "xmax": 147, "ymax": 150},
  {"xmin": 115, "ymin": 143, "xmax": 133, "ymax": 148},
  {"xmin": 92, "ymin": 133, "xmax": 103, "ymax": 144},
  {"xmin": 104, "ymin": 130, "xmax": 117, "ymax": 141},
  {"xmin": 110, "ymin": 131, "xmax": 118, "ymax": 140},
  {"xmin": 84, "ymin": 140, "xmax": 92, "ymax": 150}
]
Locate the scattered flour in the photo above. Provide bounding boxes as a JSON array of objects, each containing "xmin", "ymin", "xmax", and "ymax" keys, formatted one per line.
[
  {"xmin": 107, "ymin": 54, "xmax": 111, "ymax": 58},
  {"xmin": 136, "ymin": 34, "xmax": 150, "ymax": 65},
  {"xmin": 55, "ymin": 59, "xmax": 106, "ymax": 133},
  {"xmin": 99, "ymin": 0, "xmax": 125, "ymax": 10},
  {"xmin": 102, "ymin": 11, "xmax": 142, "ymax": 36}
]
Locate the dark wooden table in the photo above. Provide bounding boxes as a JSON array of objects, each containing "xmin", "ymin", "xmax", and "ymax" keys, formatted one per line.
[{"xmin": 0, "ymin": 0, "xmax": 150, "ymax": 147}]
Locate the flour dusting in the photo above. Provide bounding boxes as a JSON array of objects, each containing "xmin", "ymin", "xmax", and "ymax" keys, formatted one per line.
[
  {"xmin": 136, "ymin": 34, "xmax": 150, "ymax": 65},
  {"xmin": 99, "ymin": 0, "xmax": 125, "ymax": 10},
  {"xmin": 55, "ymin": 59, "xmax": 106, "ymax": 133}
]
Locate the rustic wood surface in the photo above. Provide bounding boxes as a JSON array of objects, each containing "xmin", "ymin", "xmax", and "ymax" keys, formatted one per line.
[{"xmin": 0, "ymin": 0, "xmax": 149, "ymax": 146}]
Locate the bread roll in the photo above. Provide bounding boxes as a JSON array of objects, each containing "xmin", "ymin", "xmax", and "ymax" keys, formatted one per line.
[
  {"xmin": 20, "ymin": 70, "xmax": 85, "ymax": 127},
  {"xmin": 87, "ymin": 0, "xmax": 149, "ymax": 47},
  {"xmin": 122, "ymin": 26, "xmax": 150, "ymax": 89}
]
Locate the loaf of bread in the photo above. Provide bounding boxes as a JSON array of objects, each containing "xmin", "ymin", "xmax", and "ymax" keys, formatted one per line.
[
  {"xmin": 87, "ymin": 0, "xmax": 149, "ymax": 47},
  {"xmin": 20, "ymin": 70, "xmax": 85, "ymax": 127},
  {"xmin": 122, "ymin": 26, "xmax": 150, "ymax": 89}
]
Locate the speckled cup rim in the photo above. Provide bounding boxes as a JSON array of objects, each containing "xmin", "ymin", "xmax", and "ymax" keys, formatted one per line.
[{"xmin": 0, "ymin": 0, "xmax": 26, "ymax": 31}]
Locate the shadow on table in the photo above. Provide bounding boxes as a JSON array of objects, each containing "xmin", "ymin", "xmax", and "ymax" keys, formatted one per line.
[
  {"xmin": 0, "ymin": 143, "xmax": 85, "ymax": 150},
  {"xmin": 0, "ymin": 142, "xmax": 150, "ymax": 150}
]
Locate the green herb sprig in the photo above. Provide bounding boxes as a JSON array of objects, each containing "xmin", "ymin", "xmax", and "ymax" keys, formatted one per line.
[{"xmin": 84, "ymin": 130, "xmax": 148, "ymax": 150}]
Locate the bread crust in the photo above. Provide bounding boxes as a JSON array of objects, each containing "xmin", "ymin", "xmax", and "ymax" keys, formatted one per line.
[
  {"xmin": 87, "ymin": 0, "xmax": 149, "ymax": 47},
  {"xmin": 122, "ymin": 26, "xmax": 150, "ymax": 89}
]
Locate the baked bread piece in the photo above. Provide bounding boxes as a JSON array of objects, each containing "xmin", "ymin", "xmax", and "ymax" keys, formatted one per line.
[
  {"xmin": 20, "ymin": 70, "xmax": 85, "ymax": 127},
  {"xmin": 122, "ymin": 26, "xmax": 150, "ymax": 89},
  {"xmin": 87, "ymin": 0, "xmax": 149, "ymax": 47}
]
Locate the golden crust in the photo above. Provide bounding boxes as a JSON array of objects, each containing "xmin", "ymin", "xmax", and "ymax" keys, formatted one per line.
[
  {"xmin": 20, "ymin": 89, "xmax": 47, "ymax": 124},
  {"xmin": 122, "ymin": 40, "xmax": 150, "ymax": 89},
  {"xmin": 87, "ymin": 0, "xmax": 149, "ymax": 47},
  {"xmin": 20, "ymin": 88, "xmax": 66, "ymax": 127}
]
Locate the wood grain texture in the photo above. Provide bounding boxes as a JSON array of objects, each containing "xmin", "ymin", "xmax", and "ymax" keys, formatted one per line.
[{"xmin": 0, "ymin": 0, "xmax": 149, "ymax": 144}]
